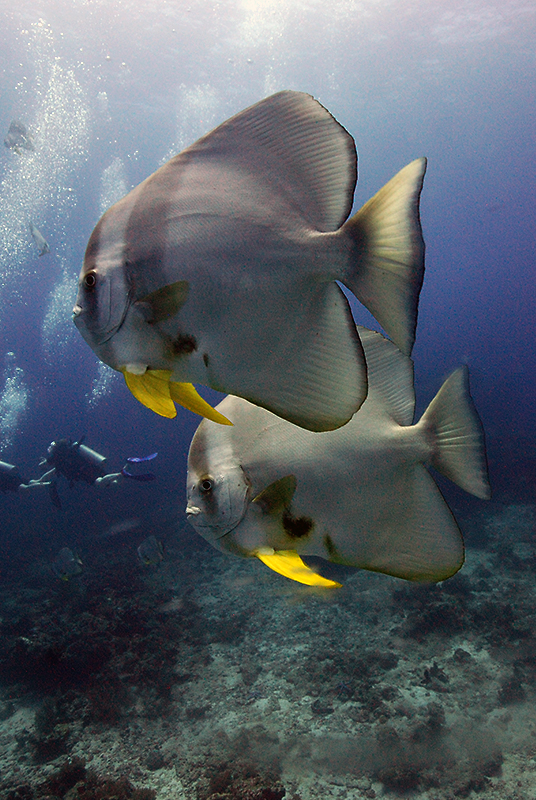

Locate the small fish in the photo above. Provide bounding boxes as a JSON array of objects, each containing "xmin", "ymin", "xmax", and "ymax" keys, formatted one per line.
[
  {"xmin": 99, "ymin": 517, "xmax": 141, "ymax": 539},
  {"xmin": 4, "ymin": 120, "xmax": 35, "ymax": 153},
  {"xmin": 73, "ymin": 90, "xmax": 427, "ymax": 433},
  {"xmin": 137, "ymin": 535, "xmax": 164, "ymax": 566},
  {"xmin": 52, "ymin": 547, "xmax": 83, "ymax": 581},
  {"xmin": 186, "ymin": 327, "xmax": 490, "ymax": 587},
  {"xmin": 29, "ymin": 222, "xmax": 50, "ymax": 256}
]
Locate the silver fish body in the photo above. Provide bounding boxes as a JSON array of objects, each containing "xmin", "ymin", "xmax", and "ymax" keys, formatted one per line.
[
  {"xmin": 137, "ymin": 535, "xmax": 164, "ymax": 566},
  {"xmin": 29, "ymin": 222, "xmax": 49, "ymax": 256},
  {"xmin": 52, "ymin": 547, "xmax": 83, "ymax": 581},
  {"xmin": 186, "ymin": 328, "xmax": 490, "ymax": 585},
  {"xmin": 74, "ymin": 91, "xmax": 427, "ymax": 432},
  {"xmin": 4, "ymin": 120, "xmax": 35, "ymax": 153}
]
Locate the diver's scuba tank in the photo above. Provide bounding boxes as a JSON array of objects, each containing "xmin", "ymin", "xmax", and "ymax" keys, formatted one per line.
[
  {"xmin": 0, "ymin": 460, "xmax": 26, "ymax": 492},
  {"xmin": 46, "ymin": 438, "xmax": 107, "ymax": 485},
  {"xmin": 76, "ymin": 444, "xmax": 107, "ymax": 468}
]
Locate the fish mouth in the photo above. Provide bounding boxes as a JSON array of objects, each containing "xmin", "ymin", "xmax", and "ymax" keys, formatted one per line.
[
  {"xmin": 185, "ymin": 505, "xmax": 245, "ymax": 540},
  {"xmin": 72, "ymin": 301, "xmax": 130, "ymax": 346}
]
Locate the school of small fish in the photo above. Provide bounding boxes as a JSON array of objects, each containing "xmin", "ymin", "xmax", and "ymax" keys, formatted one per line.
[{"xmin": 71, "ymin": 90, "xmax": 490, "ymax": 587}]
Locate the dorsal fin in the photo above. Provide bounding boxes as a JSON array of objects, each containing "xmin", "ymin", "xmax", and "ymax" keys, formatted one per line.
[
  {"xmin": 182, "ymin": 90, "xmax": 357, "ymax": 232},
  {"xmin": 357, "ymin": 327, "xmax": 415, "ymax": 426}
]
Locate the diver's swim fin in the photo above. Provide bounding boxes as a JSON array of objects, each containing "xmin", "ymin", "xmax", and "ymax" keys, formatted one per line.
[
  {"xmin": 48, "ymin": 480, "xmax": 62, "ymax": 510},
  {"xmin": 121, "ymin": 452, "xmax": 158, "ymax": 481},
  {"xmin": 125, "ymin": 453, "xmax": 158, "ymax": 463},
  {"xmin": 121, "ymin": 469, "xmax": 156, "ymax": 482}
]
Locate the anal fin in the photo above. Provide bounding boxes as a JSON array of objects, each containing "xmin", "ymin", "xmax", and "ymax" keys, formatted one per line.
[
  {"xmin": 357, "ymin": 465, "xmax": 464, "ymax": 582},
  {"xmin": 231, "ymin": 281, "xmax": 367, "ymax": 432}
]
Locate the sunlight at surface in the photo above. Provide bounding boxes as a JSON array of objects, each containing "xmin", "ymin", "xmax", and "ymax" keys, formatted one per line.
[
  {"xmin": 0, "ymin": 20, "xmax": 90, "ymax": 301},
  {"xmin": 432, "ymin": 6, "xmax": 526, "ymax": 43}
]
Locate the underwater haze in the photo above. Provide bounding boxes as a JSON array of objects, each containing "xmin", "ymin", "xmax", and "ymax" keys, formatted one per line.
[{"xmin": 0, "ymin": 1, "xmax": 535, "ymax": 799}]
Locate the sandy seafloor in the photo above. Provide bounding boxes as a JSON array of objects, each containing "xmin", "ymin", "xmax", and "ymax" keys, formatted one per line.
[{"xmin": 2, "ymin": 502, "xmax": 536, "ymax": 800}]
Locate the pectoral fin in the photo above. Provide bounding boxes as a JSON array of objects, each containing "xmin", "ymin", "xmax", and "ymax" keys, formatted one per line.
[
  {"xmin": 255, "ymin": 548, "xmax": 341, "ymax": 588},
  {"xmin": 242, "ymin": 282, "xmax": 367, "ymax": 432},
  {"xmin": 137, "ymin": 281, "xmax": 190, "ymax": 323},
  {"xmin": 252, "ymin": 475, "xmax": 296, "ymax": 513},
  {"xmin": 123, "ymin": 369, "xmax": 232, "ymax": 425}
]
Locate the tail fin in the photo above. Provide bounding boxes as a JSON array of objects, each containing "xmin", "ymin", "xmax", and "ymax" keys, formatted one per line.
[
  {"xmin": 341, "ymin": 157, "xmax": 426, "ymax": 355},
  {"xmin": 421, "ymin": 366, "xmax": 490, "ymax": 499}
]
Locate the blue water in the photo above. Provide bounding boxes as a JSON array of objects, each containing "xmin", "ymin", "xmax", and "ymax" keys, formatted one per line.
[
  {"xmin": 1, "ymin": 2, "xmax": 534, "ymax": 501},
  {"xmin": 0, "ymin": 1, "xmax": 535, "ymax": 796}
]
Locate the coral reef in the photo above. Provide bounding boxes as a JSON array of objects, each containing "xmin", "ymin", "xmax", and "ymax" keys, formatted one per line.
[
  {"xmin": 195, "ymin": 761, "xmax": 285, "ymax": 800},
  {"xmin": 2, "ymin": 757, "xmax": 156, "ymax": 799},
  {"xmin": 1, "ymin": 504, "xmax": 536, "ymax": 799}
]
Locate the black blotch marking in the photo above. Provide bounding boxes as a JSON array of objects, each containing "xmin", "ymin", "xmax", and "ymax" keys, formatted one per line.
[
  {"xmin": 172, "ymin": 334, "xmax": 197, "ymax": 355},
  {"xmin": 282, "ymin": 509, "xmax": 313, "ymax": 539},
  {"xmin": 203, "ymin": 353, "xmax": 210, "ymax": 367},
  {"xmin": 323, "ymin": 534, "xmax": 338, "ymax": 558}
]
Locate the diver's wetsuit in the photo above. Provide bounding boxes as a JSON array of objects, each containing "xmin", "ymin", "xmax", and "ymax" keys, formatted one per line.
[
  {"xmin": 45, "ymin": 439, "xmax": 108, "ymax": 485},
  {"xmin": 27, "ymin": 439, "xmax": 157, "ymax": 508}
]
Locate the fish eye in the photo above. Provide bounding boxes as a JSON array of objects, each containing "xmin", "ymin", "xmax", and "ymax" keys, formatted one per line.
[
  {"xmin": 83, "ymin": 271, "xmax": 97, "ymax": 290},
  {"xmin": 199, "ymin": 477, "xmax": 213, "ymax": 493}
]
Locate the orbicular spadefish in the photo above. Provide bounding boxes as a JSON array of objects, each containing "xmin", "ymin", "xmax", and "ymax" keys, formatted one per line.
[
  {"xmin": 186, "ymin": 328, "xmax": 490, "ymax": 587},
  {"xmin": 74, "ymin": 91, "xmax": 427, "ymax": 432}
]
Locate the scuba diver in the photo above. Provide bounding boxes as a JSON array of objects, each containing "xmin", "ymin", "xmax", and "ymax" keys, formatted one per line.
[
  {"xmin": 0, "ymin": 460, "xmax": 31, "ymax": 494},
  {"xmin": 22, "ymin": 437, "xmax": 157, "ymax": 508}
]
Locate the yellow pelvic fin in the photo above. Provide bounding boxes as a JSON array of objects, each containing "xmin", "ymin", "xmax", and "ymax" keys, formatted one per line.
[
  {"xmin": 168, "ymin": 381, "xmax": 233, "ymax": 425},
  {"xmin": 123, "ymin": 368, "xmax": 232, "ymax": 424},
  {"xmin": 123, "ymin": 369, "xmax": 177, "ymax": 418},
  {"xmin": 255, "ymin": 549, "xmax": 342, "ymax": 588}
]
